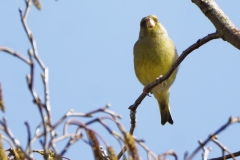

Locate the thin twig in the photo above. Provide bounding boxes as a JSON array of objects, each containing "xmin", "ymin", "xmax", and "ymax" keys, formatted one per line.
[
  {"xmin": 60, "ymin": 134, "xmax": 82, "ymax": 156},
  {"xmin": 25, "ymin": 122, "xmax": 32, "ymax": 155},
  {"xmin": 0, "ymin": 47, "xmax": 31, "ymax": 64},
  {"xmin": 42, "ymin": 68, "xmax": 52, "ymax": 122},
  {"xmin": 211, "ymin": 137, "xmax": 236, "ymax": 160},
  {"xmin": 186, "ymin": 117, "xmax": 240, "ymax": 160},
  {"xmin": 0, "ymin": 118, "xmax": 32, "ymax": 159},
  {"xmin": 208, "ymin": 151, "xmax": 240, "ymax": 160},
  {"xmin": 198, "ymin": 140, "xmax": 212, "ymax": 160},
  {"xmin": 29, "ymin": 106, "xmax": 118, "ymax": 152},
  {"xmin": 158, "ymin": 149, "xmax": 178, "ymax": 160},
  {"xmin": 20, "ymin": 0, "xmax": 51, "ymax": 153},
  {"xmin": 135, "ymin": 139, "xmax": 158, "ymax": 160},
  {"xmin": 117, "ymin": 110, "xmax": 136, "ymax": 159},
  {"xmin": 20, "ymin": 0, "xmax": 46, "ymax": 70},
  {"xmin": 1, "ymin": 135, "xmax": 15, "ymax": 148}
]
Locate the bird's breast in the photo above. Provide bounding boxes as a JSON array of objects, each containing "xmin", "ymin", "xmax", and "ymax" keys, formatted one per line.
[{"xmin": 134, "ymin": 37, "xmax": 177, "ymax": 89}]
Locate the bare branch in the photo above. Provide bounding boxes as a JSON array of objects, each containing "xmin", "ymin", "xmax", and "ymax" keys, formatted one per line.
[
  {"xmin": 198, "ymin": 140, "xmax": 212, "ymax": 160},
  {"xmin": 186, "ymin": 117, "xmax": 240, "ymax": 160},
  {"xmin": 24, "ymin": 122, "xmax": 32, "ymax": 155},
  {"xmin": 211, "ymin": 137, "xmax": 236, "ymax": 160},
  {"xmin": 158, "ymin": 149, "xmax": 178, "ymax": 160},
  {"xmin": 20, "ymin": 0, "xmax": 46, "ymax": 70},
  {"xmin": 192, "ymin": 0, "xmax": 240, "ymax": 49},
  {"xmin": 0, "ymin": 118, "xmax": 32, "ymax": 159},
  {"xmin": 208, "ymin": 151, "xmax": 240, "ymax": 160},
  {"xmin": 135, "ymin": 139, "xmax": 158, "ymax": 160},
  {"xmin": 59, "ymin": 134, "xmax": 82, "ymax": 156},
  {"xmin": 1, "ymin": 135, "xmax": 14, "ymax": 149},
  {"xmin": 19, "ymin": 0, "xmax": 53, "ymax": 153},
  {"xmin": 0, "ymin": 47, "xmax": 31, "ymax": 65}
]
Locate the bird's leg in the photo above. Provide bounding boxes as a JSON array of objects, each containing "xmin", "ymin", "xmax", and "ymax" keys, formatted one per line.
[
  {"xmin": 143, "ymin": 85, "xmax": 152, "ymax": 97},
  {"xmin": 156, "ymin": 75, "xmax": 167, "ymax": 87}
]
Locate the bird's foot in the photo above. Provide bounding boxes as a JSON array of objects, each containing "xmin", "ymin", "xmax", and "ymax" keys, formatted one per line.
[
  {"xmin": 156, "ymin": 75, "xmax": 167, "ymax": 87},
  {"xmin": 143, "ymin": 86, "xmax": 152, "ymax": 97}
]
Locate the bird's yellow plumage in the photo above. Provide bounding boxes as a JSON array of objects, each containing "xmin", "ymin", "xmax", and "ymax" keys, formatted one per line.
[{"xmin": 134, "ymin": 15, "xmax": 178, "ymax": 125}]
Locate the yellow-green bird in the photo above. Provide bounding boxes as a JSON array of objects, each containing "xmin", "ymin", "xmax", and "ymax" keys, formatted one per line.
[{"xmin": 134, "ymin": 15, "xmax": 178, "ymax": 125}]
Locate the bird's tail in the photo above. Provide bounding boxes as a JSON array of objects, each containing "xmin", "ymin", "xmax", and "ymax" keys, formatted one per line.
[
  {"xmin": 158, "ymin": 101, "xmax": 173, "ymax": 125},
  {"xmin": 153, "ymin": 90, "xmax": 174, "ymax": 125}
]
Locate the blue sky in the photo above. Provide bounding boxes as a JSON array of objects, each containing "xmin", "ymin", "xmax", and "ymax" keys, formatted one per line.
[{"xmin": 1, "ymin": 1, "xmax": 240, "ymax": 160}]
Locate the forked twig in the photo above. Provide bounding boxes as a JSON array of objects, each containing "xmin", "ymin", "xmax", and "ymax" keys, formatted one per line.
[{"xmin": 186, "ymin": 117, "xmax": 240, "ymax": 160}]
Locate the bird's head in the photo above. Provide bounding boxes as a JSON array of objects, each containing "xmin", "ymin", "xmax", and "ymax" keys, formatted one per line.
[{"xmin": 139, "ymin": 15, "xmax": 167, "ymax": 38}]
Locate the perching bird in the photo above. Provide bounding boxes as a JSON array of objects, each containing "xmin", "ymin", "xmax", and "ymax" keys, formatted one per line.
[{"xmin": 134, "ymin": 15, "xmax": 178, "ymax": 125}]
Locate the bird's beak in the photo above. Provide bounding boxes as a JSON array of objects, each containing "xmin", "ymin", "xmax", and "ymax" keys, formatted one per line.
[{"xmin": 146, "ymin": 17, "xmax": 155, "ymax": 28}]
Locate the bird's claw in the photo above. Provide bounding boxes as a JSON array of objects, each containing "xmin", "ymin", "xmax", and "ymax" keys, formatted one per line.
[
  {"xmin": 156, "ymin": 75, "xmax": 167, "ymax": 87},
  {"xmin": 143, "ymin": 86, "xmax": 152, "ymax": 97}
]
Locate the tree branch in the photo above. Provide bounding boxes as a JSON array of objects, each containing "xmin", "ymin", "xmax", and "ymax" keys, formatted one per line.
[
  {"xmin": 192, "ymin": 0, "xmax": 240, "ymax": 49},
  {"xmin": 186, "ymin": 117, "xmax": 240, "ymax": 160},
  {"xmin": 0, "ymin": 47, "xmax": 31, "ymax": 65},
  {"xmin": 208, "ymin": 151, "xmax": 240, "ymax": 160}
]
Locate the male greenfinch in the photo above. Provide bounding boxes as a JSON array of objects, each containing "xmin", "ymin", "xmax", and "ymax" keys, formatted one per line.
[{"xmin": 134, "ymin": 15, "xmax": 178, "ymax": 125}]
